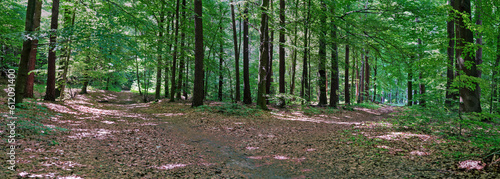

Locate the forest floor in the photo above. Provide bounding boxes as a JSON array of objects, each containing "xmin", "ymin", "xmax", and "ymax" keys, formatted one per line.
[{"xmin": 1, "ymin": 89, "xmax": 499, "ymax": 178}]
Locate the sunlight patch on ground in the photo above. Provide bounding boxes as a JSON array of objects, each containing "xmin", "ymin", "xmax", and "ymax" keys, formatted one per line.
[
  {"xmin": 101, "ymin": 120, "xmax": 115, "ymax": 124},
  {"xmin": 153, "ymin": 113, "xmax": 185, "ymax": 117},
  {"xmin": 354, "ymin": 107, "xmax": 381, "ymax": 115},
  {"xmin": 370, "ymin": 132, "xmax": 431, "ymax": 141},
  {"xmin": 306, "ymin": 148, "xmax": 316, "ymax": 152},
  {"xmin": 410, "ymin": 150, "xmax": 430, "ymax": 156},
  {"xmin": 274, "ymin": 155, "xmax": 290, "ymax": 160},
  {"xmin": 247, "ymin": 155, "xmax": 269, "ymax": 160},
  {"xmin": 18, "ymin": 172, "xmax": 56, "ymax": 178},
  {"xmin": 154, "ymin": 163, "xmax": 189, "ymax": 170},
  {"xmin": 354, "ymin": 122, "xmax": 393, "ymax": 129},
  {"xmin": 58, "ymin": 175, "xmax": 84, "ymax": 179},
  {"xmin": 272, "ymin": 112, "xmax": 361, "ymax": 125},
  {"xmin": 68, "ymin": 129, "xmax": 114, "ymax": 139},
  {"xmin": 40, "ymin": 161, "xmax": 85, "ymax": 170},
  {"xmin": 246, "ymin": 146, "xmax": 259, "ymax": 150},
  {"xmin": 42, "ymin": 103, "xmax": 81, "ymax": 115},
  {"xmin": 458, "ymin": 160, "xmax": 485, "ymax": 170},
  {"xmin": 66, "ymin": 100, "xmax": 93, "ymax": 106}
]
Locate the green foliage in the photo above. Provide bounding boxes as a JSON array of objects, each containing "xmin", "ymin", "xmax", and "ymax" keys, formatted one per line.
[
  {"xmin": 302, "ymin": 106, "xmax": 339, "ymax": 116},
  {"xmin": 351, "ymin": 103, "xmax": 381, "ymax": 110},
  {"xmin": 267, "ymin": 93, "xmax": 306, "ymax": 107},
  {"xmin": 389, "ymin": 105, "xmax": 500, "ymax": 150},
  {"xmin": 195, "ymin": 103, "xmax": 262, "ymax": 117},
  {"xmin": 1, "ymin": 100, "xmax": 67, "ymax": 138}
]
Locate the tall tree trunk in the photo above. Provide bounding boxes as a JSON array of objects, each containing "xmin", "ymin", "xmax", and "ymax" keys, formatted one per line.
[
  {"xmin": 219, "ymin": 25, "xmax": 224, "ymax": 101},
  {"xmin": 289, "ymin": 0, "xmax": 298, "ymax": 95},
  {"xmin": 475, "ymin": 0, "xmax": 482, "ymax": 99},
  {"xmin": 243, "ymin": 4, "xmax": 252, "ymax": 104},
  {"xmin": 192, "ymin": 0, "xmax": 204, "ymax": 107},
  {"xmin": 358, "ymin": 51, "xmax": 364, "ymax": 103},
  {"xmin": 330, "ymin": 24, "xmax": 339, "ymax": 108},
  {"xmin": 257, "ymin": 0, "xmax": 270, "ymax": 109},
  {"xmin": 445, "ymin": 0, "xmax": 455, "ymax": 107},
  {"xmin": 15, "ymin": 0, "xmax": 37, "ymax": 104},
  {"xmin": 301, "ymin": 0, "xmax": 310, "ymax": 102},
  {"xmin": 164, "ymin": 15, "xmax": 173, "ymax": 98},
  {"xmin": 355, "ymin": 50, "xmax": 360, "ymax": 103},
  {"xmin": 418, "ymin": 38, "xmax": 425, "ymax": 106},
  {"xmin": 155, "ymin": 7, "xmax": 165, "ymax": 100},
  {"xmin": 455, "ymin": 0, "xmax": 481, "ymax": 112},
  {"xmin": 278, "ymin": 0, "xmax": 286, "ymax": 94},
  {"xmin": 44, "ymin": 0, "xmax": 60, "ymax": 101},
  {"xmin": 231, "ymin": 0, "xmax": 241, "ymax": 102},
  {"xmin": 491, "ymin": 30, "xmax": 500, "ymax": 114},
  {"xmin": 318, "ymin": 0, "xmax": 327, "ymax": 106},
  {"xmin": 364, "ymin": 50, "xmax": 369, "ymax": 102},
  {"xmin": 170, "ymin": 0, "xmax": 181, "ymax": 101},
  {"xmin": 408, "ymin": 62, "xmax": 413, "ymax": 106},
  {"xmin": 25, "ymin": 0, "xmax": 42, "ymax": 98},
  {"xmin": 373, "ymin": 57, "xmax": 377, "ymax": 102},
  {"xmin": 177, "ymin": 0, "xmax": 187, "ymax": 100},
  {"xmin": 266, "ymin": 0, "xmax": 274, "ymax": 102}
]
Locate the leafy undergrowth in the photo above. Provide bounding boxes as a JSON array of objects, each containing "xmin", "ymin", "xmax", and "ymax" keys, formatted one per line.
[{"xmin": 0, "ymin": 89, "xmax": 498, "ymax": 178}]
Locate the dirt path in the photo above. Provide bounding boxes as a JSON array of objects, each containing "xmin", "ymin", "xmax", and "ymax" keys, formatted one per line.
[{"xmin": 4, "ymin": 90, "xmax": 494, "ymax": 178}]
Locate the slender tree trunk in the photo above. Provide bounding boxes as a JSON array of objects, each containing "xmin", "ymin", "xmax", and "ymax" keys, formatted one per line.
[
  {"xmin": 15, "ymin": 0, "xmax": 36, "ymax": 104},
  {"xmin": 219, "ymin": 25, "xmax": 224, "ymax": 101},
  {"xmin": 170, "ymin": 0, "xmax": 181, "ymax": 101},
  {"xmin": 44, "ymin": 0, "xmax": 60, "ymax": 101},
  {"xmin": 301, "ymin": 0, "xmax": 310, "ymax": 102},
  {"xmin": 491, "ymin": 30, "xmax": 500, "ymax": 114},
  {"xmin": 192, "ymin": 0, "xmax": 204, "ymax": 107},
  {"xmin": 289, "ymin": 0, "xmax": 298, "ymax": 95},
  {"xmin": 279, "ymin": 0, "xmax": 286, "ymax": 94},
  {"xmin": 257, "ymin": 0, "xmax": 270, "ymax": 109},
  {"xmin": 408, "ymin": 62, "xmax": 413, "ymax": 106},
  {"xmin": 445, "ymin": 0, "xmax": 455, "ymax": 107},
  {"xmin": 266, "ymin": 1, "xmax": 274, "ymax": 102},
  {"xmin": 318, "ymin": 0, "xmax": 327, "ymax": 106},
  {"xmin": 243, "ymin": 4, "xmax": 252, "ymax": 104},
  {"xmin": 358, "ymin": 51, "xmax": 364, "ymax": 103},
  {"xmin": 25, "ymin": 0, "xmax": 42, "ymax": 98},
  {"xmin": 418, "ymin": 37, "xmax": 425, "ymax": 106},
  {"xmin": 231, "ymin": 0, "xmax": 241, "ymax": 102},
  {"xmin": 475, "ymin": 0, "xmax": 482, "ymax": 99},
  {"xmin": 364, "ymin": 50, "xmax": 370, "ymax": 102},
  {"xmin": 455, "ymin": 0, "xmax": 481, "ymax": 112},
  {"xmin": 373, "ymin": 57, "xmax": 377, "ymax": 102},
  {"xmin": 155, "ymin": 9, "xmax": 165, "ymax": 100},
  {"xmin": 164, "ymin": 15, "xmax": 173, "ymax": 98},
  {"xmin": 330, "ymin": 24, "xmax": 339, "ymax": 108}
]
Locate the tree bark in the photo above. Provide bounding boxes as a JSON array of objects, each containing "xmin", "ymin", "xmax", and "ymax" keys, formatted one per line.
[
  {"xmin": 15, "ymin": 0, "xmax": 37, "ymax": 104},
  {"xmin": 230, "ymin": 0, "xmax": 241, "ymax": 102},
  {"xmin": 25, "ymin": 0, "xmax": 42, "ymax": 98},
  {"xmin": 445, "ymin": 0, "xmax": 455, "ymax": 107},
  {"xmin": 155, "ymin": 6, "xmax": 165, "ymax": 100},
  {"xmin": 243, "ymin": 4, "xmax": 252, "ymax": 104},
  {"xmin": 301, "ymin": 0, "xmax": 310, "ymax": 102},
  {"xmin": 408, "ymin": 62, "xmax": 413, "ymax": 106},
  {"xmin": 177, "ymin": 0, "xmax": 187, "ymax": 100},
  {"xmin": 455, "ymin": 0, "xmax": 481, "ymax": 112},
  {"xmin": 289, "ymin": 0, "xmax": 298, "ymax": 95},
  {"xmin": 192, "ymin": 0, "xmax": 204, "ymax": 107},
  {"xmin": 44, "ymin": 0, "xmax": 60, "ymax": 101},
  {"xmin": 330, "ymin": 24, "xmax": 339, "ymax": 108},
  {"xmin": 170, "ymin": 0, "xmax": 181, "ymax": 101},
  {"xmin": 219, "ymin": 25, "xmax": 224, "ymax": 101},
  {"xmin": 257, "ymin": 0, "xmax": 270, "ymax": 109},
  {"xmin": 318, "ymin": 0, "xmax": 327, "ymax": 106},
  {"xmin": 279, "ymin": 0, "xmax": 286, "ymax": 94}
]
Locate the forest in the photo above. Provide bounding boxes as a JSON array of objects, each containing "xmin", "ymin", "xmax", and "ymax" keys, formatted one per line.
[{"xmin": 1, "ymin": 0, "xmax": 500, "ymax": 178}]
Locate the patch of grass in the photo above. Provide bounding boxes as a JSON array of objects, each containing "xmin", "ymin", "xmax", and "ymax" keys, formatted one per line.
[
  {"xmin": 389, "ymin": 104, "xmax": 500, "ymax": 151},
  {"xmin": 302, "ymin": 106, "xmax": 339, "ymax": 116},
  {"xmin": 351, "ymin": 103, "xmax": 380, "ymax": 109},
  {"xmin": 195, "ymin": 103, "xmax": 263, "ymax": 117},
  {"xmin": 1, "ymin": 100, "xmax": 67, "ymax": 138}
]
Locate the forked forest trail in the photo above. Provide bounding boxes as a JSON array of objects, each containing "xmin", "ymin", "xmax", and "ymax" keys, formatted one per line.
[{"xmin": 4, "ymin": 90, "xmax": 489, "ymax": 178}]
